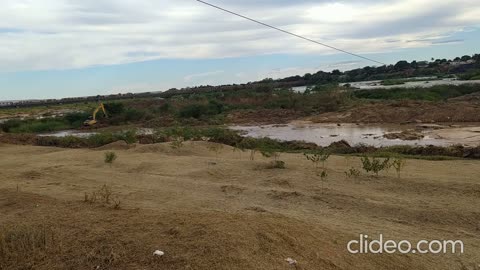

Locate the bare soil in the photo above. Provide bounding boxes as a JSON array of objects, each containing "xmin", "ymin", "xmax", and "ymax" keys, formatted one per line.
[
  {"xmin": 308, "ymin": 101, "xmax": 480, "ymax": 123},
  {"xmin": 1, "ymin": 142, "xmax": 480, "ymax": 269},
  {"xmin": 227, "ymin": 109, "xmax": 307, "ymax": 125}
]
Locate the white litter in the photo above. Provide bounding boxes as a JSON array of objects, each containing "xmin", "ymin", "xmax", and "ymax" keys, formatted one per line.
[
  {"xmin": 153, "ymin": 250, "xmax": 165, "ymax": 257},
  {"xmin": 285, "ymin": 258, "xmax": 297, "ymax": 265}
]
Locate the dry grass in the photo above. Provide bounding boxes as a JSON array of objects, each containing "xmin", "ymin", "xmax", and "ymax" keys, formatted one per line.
[
  {"xmin": 1, "ymin": 143, "xmax": 480, "ymax": 269},
  {"xmin": 0, "ymin": 224, "xmax": 57, "ymax": 269},
  {"xmin": 84, "ymin": 185, "xmax": 121, "ymax": 209}
]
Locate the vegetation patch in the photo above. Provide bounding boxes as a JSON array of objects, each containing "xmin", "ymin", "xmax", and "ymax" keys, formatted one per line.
[{"xmin": 353, "ymin": 84, "xmax": 480, "ymax": 101}]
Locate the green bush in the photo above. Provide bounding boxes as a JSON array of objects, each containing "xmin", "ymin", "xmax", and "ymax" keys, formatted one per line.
[
  {"xmin": 124, "ymin": 108, "xmax": 145, "ymax": 122},
  {"xmin": 178, "ymin": 104, "xmax": 209, "ymax": 119},
  {"xmin": 1, "ymin": 118, "xmax": 70, "ymax": 133},
  {"xmin": 104, "ymin": 102, "xmax": 125, "ymax": 114},
  {"xmin": 64, "ymin": 112, "xmax": 90, "ymax": 126},
  {"xmin": 104, "ymin": 152, "xmax": 117, "ymax": 165},
  {"xmin": 354, "ymin": 84, "xmax": 480, "ymax": 101},
  {"xmin": 360, "ymin": 156, "xmax": 391, "ymax": 176}
]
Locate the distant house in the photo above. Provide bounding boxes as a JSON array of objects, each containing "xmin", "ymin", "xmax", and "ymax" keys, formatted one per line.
[
  {"xmin": 417, "ymin": 61, "xmax": 429, "ymax": 68},
  {"xmin": 451, "ymin": 60, "xmax": 476, "ymax": 66},
  {"xmin": 0, "ymin": 101, "xmax": 14, "ymax": 107}
]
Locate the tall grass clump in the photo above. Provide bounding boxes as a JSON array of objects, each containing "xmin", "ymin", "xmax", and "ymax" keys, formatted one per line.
[
  {"xmin": 0, "ymin": 224, "xmax": 56, "ymax": 267},
  {"xmin": 104, "ymin": 152, "xmax": 117, "ymax": 165}
]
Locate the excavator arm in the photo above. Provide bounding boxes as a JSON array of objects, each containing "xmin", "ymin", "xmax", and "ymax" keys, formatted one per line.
[
  {"xmin": 84, "ymin": 103, "xmax": 108, "ymax": 126},
  {"xmin": 92, "ymin": 103, "xmax": 108, "ymax": 121}
]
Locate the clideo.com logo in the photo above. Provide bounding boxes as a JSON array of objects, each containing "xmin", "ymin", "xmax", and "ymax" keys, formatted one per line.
[{"xmin": 347, "ymin": 234, "xmax": 464, "ymax": 254}]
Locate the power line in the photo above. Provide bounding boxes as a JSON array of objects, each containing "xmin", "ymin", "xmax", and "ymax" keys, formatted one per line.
[{"xmin": 195, "ymin": 0, "xmax": 386, "ymax": 66}]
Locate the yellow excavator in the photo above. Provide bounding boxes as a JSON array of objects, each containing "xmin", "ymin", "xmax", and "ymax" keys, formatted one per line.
[{"xmin": 83, "ymin": 103, "xmax": 108, "ymax": 126}]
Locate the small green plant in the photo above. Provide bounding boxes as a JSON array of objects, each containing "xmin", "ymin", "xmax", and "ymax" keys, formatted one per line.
[
  {"xmin": 260, "ymin": 148, "xmax": 280, "ymax": 161},
  {"xmin": 304, "ymin": 150, "xmax": 330, "ymax": 170},
  {"xmin": 207, "ymin": 143, "xmax": 224, "ymax": 159},
  {"xmin": 344, "ymin": 167, "xmax": 361, "ymax": 179},
  {"xmin": 170, "ymin": 137, "xmax": 184, "ymax": 149},
  {"xmin": 318, "ymin": 169, "xmax": 328, "ymax": 192},
  {"xmin": 391, "ymin": 157, "xmax": 407, "ymax": 178},
  {"xmin": 259, "ymin": 145, "xmax": 285, "ymax": 169},
  {"xmin": 360, "ymin": 156, "xmax": 391, "ymax": 176},
  {"xmin": 104, "ymin": 152, "xmax": 117, "ymax": 166}
]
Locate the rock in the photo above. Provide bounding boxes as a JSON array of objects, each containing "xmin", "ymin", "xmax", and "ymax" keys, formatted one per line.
[
  {"xmin": 384, "ymin": 130, "xmax": 424, "ymax": 140},
  {"xmin": 415, "ymin": 124, "xmax": 446, "ymax": 130},
  {"xmin": 153, "ymin": 250, "xmax": 165, "ymax": 257},
  {"xmin": 285, "ymin": 258, "xmax": 297, "ymax": 265}
]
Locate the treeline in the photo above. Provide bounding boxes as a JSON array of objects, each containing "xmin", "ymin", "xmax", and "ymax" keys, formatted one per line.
[
  {"xmin": 277, "ymin": 54, "xmax": 480, "ymax": 85},
  {"xmin": 4, "ymin": 54, "xmax": 479, "ymax": 109}
]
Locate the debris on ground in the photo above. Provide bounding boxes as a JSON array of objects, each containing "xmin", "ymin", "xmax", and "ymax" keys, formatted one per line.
[
  {"xmin": 285, "ymin": 258, "xmax": 297, "ymax": 265},
  {"xmin": 153, "ymin": 250, "xmax": 165, "ymax": 257}
]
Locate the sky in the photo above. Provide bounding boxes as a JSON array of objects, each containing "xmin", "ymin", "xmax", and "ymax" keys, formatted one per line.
[{"xmin": 1, "ymin": 0, "xmax": 479, "ymax": 101}]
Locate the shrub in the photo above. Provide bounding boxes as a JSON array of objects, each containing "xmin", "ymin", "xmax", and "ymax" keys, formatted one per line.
[
  {"xmin": 304, "ymin": 150, "xmax": 330, "ymax": 170},
  {"xmin": 1, "ymin": 118, "xmax": 69, "ymax": 133},
  {"xmin": 344, "ymin": 167, "xmax": 361, "ymax": 179},
  {"xmin": 88, "ymin": 133, "xmax": 115, "ymax": 147},
  {"xmin": 267, "ymin": 160, "xmax": 286, "ymax": 169},
  {"xmin": 64, "ymin": 112, "xmax": 90, "ymax": 126},
  {"xmin": 391, "ymin": 157, "xmax": 407, "ymax": 178},
  {"xmin": 124, "ymin": 108, "xmax": 145, "ymax": 122},
  {"xmin": 84, "ymin": 185, "xmax": 121, "ymax": 209},
  {"xmin": 318, "ymin": 169, "xmax": 328, "ymax": 192},
  {"xmin": 170, "ymin": 137, "xmax": 184, "ymax": 149},
  {"xmin": 260, "ymin": 147, "xmax": 280, "ymax": 161},
  {"xmin": 104, "ymin": 102, "xmax": 125, "ymax": 114},
  {"xmin": 360, "ymin": 156, "xmax": 391, "ymax": 176},
  {"xmin": 157, "ymin": 102, "xmax": 172, "ymax": 113},
  {"xmin": 104, "ymin": 152, "xmax": 117, "ymax": 165},
  {"xmin": 115, "ymin": 130, "xmax": 136, "ymax": 144},
  {"xmin": 179, "ymin": 104, "xmax": 209, "ymax": 119}
]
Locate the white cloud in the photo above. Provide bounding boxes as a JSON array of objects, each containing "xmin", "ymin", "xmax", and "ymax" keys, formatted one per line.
[{"xmin": 0, "ymin": 0, "xmax": 479, "ymax": 72}]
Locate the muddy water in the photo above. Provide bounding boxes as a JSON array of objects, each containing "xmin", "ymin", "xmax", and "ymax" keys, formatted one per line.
[
  {"xmin": 37, "ymin": 128, "xmax": 154, "ymax": 138},
  {"xmin": 35, "ymin": 123, "xmax": 480, "ymax": 147},
  {"xmin": 37, "ymin": 130, "xmax": 98, "ymax": 138},
  {"xmin": 230, "ymin": 123, "xmax": 454, "ymax": 147},
  {"xmin": 341, "ymin": 78, "xmax": 480, "ymax": 90}
]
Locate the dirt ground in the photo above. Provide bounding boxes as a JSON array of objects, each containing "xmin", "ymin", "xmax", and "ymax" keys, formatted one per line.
[
  {"xmin": 1, "ymin": 142, "xmax": 480, "ymax": 269},
  {"xmin": 227, "ymin": 109, "xmax": 307, "ymax": 125},
  {"xmin": 308, "ymin": 101, "xmax": 480, "ymax": 124}
]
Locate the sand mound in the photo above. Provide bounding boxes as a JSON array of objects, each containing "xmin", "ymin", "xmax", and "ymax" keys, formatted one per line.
[{"xmin": 96, "ymin": 140, "xmax": 131, "ymax": 150}]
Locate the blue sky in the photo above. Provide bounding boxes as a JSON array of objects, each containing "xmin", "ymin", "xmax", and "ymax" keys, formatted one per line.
[{"xmin": 0, "ymin": 0, "xmax": 479, "ymax": 100}]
